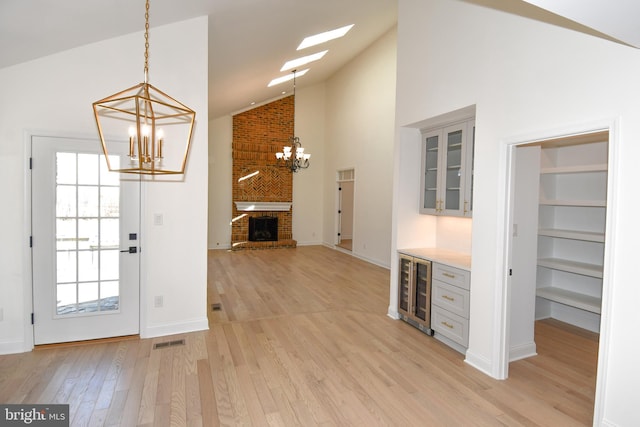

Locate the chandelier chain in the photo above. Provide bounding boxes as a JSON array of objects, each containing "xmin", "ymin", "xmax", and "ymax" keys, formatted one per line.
[{"xmin": 144, "ymin": 0, "xmax": 150, "ymax": 83}]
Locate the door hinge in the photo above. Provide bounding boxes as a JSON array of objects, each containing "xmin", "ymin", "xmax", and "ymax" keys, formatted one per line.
[
  {"xmin": 509, "ymin": 269, "xmax": 513, "ymax": 276},
  {"xmin": 337, "ymin": 232, "xmax": 341, "ymax": 236},
  {"xmin": 31, "ymin": 313, "xmax": 34, "ymax": 325},
  {"xmin": 29, "ymin": 157, "xmax": 33, "ymax": 169},
  {"xmin": 29, "ymin": 236, "xmax": 33, "ymax": 248},
  {"xmin": 338, "ymin": 210, "xmax": 342, "ymax": 214}
]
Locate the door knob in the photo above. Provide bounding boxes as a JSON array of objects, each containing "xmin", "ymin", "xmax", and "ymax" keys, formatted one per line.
[{"xmin": 120, "ymin": 246, "xmax": 137, "ymax": 253}]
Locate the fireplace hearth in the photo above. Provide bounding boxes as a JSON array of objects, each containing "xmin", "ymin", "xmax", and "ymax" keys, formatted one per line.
[{"xmin": 249, "ymin": 216, "xmax": 278, "ymax": 242}]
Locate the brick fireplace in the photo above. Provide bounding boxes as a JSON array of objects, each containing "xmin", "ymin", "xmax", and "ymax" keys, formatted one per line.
[{"xmin": 231, "ymin": 96, "xmax": 297, "ymax": 250}]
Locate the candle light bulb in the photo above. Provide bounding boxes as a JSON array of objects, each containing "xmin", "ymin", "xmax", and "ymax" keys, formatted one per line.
[{"xmin": 128, "ymin": 126, "xmax": 136, "ymax": 137}]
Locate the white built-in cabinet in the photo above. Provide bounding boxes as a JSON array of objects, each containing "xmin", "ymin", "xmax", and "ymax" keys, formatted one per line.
[
  {"xmin": 420, "ymin": 119, "xmax": 475, "ymax": 217},
  {"xmin": 535, "ymin": 133, "xmax": 608, "ymax": 332}
]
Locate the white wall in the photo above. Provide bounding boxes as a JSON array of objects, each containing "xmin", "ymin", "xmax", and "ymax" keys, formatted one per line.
[
  {"xmin": 0, "ymin": 16, "xmax": 209, "ymax": 353},
  {"xmin": 293, "ymin": 84, "xmax": 325, "ymax": 246},
  {"xmin": 395, "ymin": 0, "xmax": 640, "ymax": 424},
  {"xmin": 324, "ymin": 28, "xmax": 398, "ymax": 267},
  {"xmin": 208, "ymin": 115, "xmax": 233, "ymax": 249}
]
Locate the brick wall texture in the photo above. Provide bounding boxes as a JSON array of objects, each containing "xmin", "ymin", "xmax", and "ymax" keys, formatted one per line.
[{"xmin": 231, "ymin": 96, "xmax": 296, "ymax": 249}]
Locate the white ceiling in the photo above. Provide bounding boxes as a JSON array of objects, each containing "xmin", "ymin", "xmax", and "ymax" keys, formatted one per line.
[
  {"xmin": 0, "ymin": 0, "xmax": 397, "ymax": 119},
  {"xmin": 1, "ymin": 1, "xmax": 639, "ymax": 119}
]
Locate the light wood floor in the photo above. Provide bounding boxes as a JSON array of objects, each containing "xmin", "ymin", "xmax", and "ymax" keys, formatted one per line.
[
  {"xmin": 0, "ymin": 246, "xmax": 598, "ymax": 426},
  {"xmin": 336, "ymin": 239, "xmax": 352, "ymax": 251}
]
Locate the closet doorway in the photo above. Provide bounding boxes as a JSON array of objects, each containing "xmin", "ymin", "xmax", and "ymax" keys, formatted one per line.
[
  {"xmin": 336, "ymin": 169, "xmax": 355, "ymax": 251},
  {"xmin": 504, "ymin": 127, "xmax": 613, "ymax": 421}
]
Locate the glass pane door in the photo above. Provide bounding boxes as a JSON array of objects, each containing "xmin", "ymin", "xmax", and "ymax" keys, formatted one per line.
[
  {"xmin": 423, "ymin": 134, "xmax": 439, "ymax": 210},
  {"xmin": 413, "ymin": 261, "xmax": 430, "ymax": 322},
  {"xmin": 445, "ymin": 128, "xmax": 463, "ymax": 211},
  {"xmin": 399, "ymin": 258, "xmax": 411, "ymax": 313},
  {"xmin": 32, "ymin": 135, "xmax": 140, "ymax": 345}
]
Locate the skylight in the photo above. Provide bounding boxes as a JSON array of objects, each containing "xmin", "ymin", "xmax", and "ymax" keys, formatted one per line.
[
  {"xmin": 281, "ymin": 51, "xmax": 328, "ymax": 72},
  {"xmin": 297, "ymin": 24, "xmax": 354, "ymax": 50},
  {"xmin": 267, "ymin": 68, "xmax": 309, "ymax": 87}
]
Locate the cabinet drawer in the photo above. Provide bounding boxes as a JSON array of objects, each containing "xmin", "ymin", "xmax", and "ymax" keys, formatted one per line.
[
  {"xmin": 431, "ymin": 306, "xmax": 469, "ymax": 347},
  {"xmin": 432, "ymin": 280, "xmax": 469, "ymax": 318},
  {"xmin": 432, "ymin": 263, "xmax": 470, "ymax": 290}
]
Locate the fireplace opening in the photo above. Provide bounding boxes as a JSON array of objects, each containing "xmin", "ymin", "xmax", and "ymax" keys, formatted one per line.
[{"xmin": 249, "ymin": 216, "xmax": 278, "ymax": 242}]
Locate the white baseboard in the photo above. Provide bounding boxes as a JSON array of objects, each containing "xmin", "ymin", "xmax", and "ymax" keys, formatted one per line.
[
  {"xmin": 0, "ymin": 340, "xmax": 30, "ymax": 355},
  {"xmin": 208, "ymin": 244, "xmax": 231, "ymax": 250},
  {"xmin": 141, "ymin": 317, "xmax": 209, "ymax": 339},
  {"xmin": 387, "ymin": 307, "xmax": 400, "ymax": 319},
  {"xmin": 509, "ymin": 341, "xmax": 537, "ymax": 362},
  {"xmin": 296, "ymin": 240, "xmax": 323, "ymax": 246},
  {"xmin": 465, "ymin": 349, "xmax": 497, "ymax": 378}
]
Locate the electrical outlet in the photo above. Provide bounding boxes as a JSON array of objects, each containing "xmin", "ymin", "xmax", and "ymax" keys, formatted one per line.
[
  {"xmin": 154, "ymin": 296, "xmax": 163, "ymax": 308},
  {"xmin": 154, "ymin": 213, "xmax": 163, "ymax": 226}
]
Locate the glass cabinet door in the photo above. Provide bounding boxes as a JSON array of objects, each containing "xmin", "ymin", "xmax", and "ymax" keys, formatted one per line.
[
  {"xmin": 422, "ymin": 133, "xmax": 440, "ymax": 211},
  {"xmin": 444, "ymin": 125, "xmax": 463, "ymax": 212},
  {"xmin": 398, "ymin": 257, "xmax": 411, "ymax": 314},
  {"xmin": 413, "ymin": 260, "xmax": 431, "ymax": 322}
]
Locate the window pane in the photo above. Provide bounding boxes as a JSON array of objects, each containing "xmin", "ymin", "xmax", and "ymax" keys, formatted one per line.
[
  {"xmin": 100, "ymin": 187, "xmax": 120, "ymax": 217},
  {"xmin": 56, "ymin": 218, "xmax": 76, "ymax": 250},
  {"xmin": 56, "ymin": 186, "xmax": 76, "ymax": 217},
  {"xmin": 78, "ymin": 154, "xmax": 99, "ymax": 185},
  {"xmin": 100, "ymin": 250, "xmax": 119, "ymax": 281},
  {"xmin": 78, "ymin": 219, "xmax": 99, "ymax": 250},
  {"xmin": 56, "ymin": 153, "xmax": 76, "ymax": 185},
  {"xmin": 78, "ymin": 250, "xmax": 99, "ymax": 282},
  {"xmin": 100, "ymin": 218, "xmax": 119, "ymax": 248},
  {"xmin": 56, "ymin": 250, "xmax": 76, "ymax": 283},
  {"xmin": 78, "ymin": 186, "xmax": 99, "ymax": 217},
  {"xmin": 56, "ymin": 283, "xmax": 77, "ymax": 315},
  {"xmin": 100, "ymin": 281, "xmax": 120, "ymax": 311},
  {"xmin": 78, "ymin": 282, "xmax": 99, "ymax": 313}
]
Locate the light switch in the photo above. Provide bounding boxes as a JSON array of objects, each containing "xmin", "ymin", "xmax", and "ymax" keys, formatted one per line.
[{"xmin": 154, "ymin": 213, "xmax": 163, "ymax": 226}]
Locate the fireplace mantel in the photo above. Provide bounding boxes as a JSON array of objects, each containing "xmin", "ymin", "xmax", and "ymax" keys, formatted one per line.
[{"xmin": 234, "ymin": 201, "xmax": 292, "ymax": 212}]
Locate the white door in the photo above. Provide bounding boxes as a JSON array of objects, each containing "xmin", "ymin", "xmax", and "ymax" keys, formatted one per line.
[{"xmin": 32, "ymin": 135, "xmax": 140, "ymax": 345}]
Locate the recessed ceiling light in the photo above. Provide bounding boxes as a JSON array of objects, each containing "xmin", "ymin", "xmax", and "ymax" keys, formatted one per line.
[
  {"xmin": 297, "ymin": 24, "xmax": 354, "ymax": 50},
  {"xmin": 267, "ymin": 69, "xmax": 309, "ymax": 87},
  {"xmin": 281, "ymin": 50, "xmax": 328, "ymax": 72}
]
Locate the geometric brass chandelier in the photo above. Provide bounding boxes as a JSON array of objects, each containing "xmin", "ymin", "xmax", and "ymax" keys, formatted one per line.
[
  {"xmin": 92, "ymin": 0, "xmax": 196, "ymax": 175},
  {"xmin": 275, "ymin": 70, "xmax": 310, "ymax": 172}
]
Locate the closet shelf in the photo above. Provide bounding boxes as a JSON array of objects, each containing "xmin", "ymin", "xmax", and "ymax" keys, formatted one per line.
[
  {"xmin": 537, "ymin": 257, "xmax": 603, "ymax": 278},
  {"xmin": 540, "ymin": 164, "xmax": 607, "ymax": 174},
  {"xmin": 540, "ymin": 199, "xmax": 606, "ymax": 207},
  {"xmin": 538, "ymin": 228, "xmax": 605, "ymax": 243},
  {"xmin": 536, "ymin": 287, "xmax": 601, "ymax": 314}
]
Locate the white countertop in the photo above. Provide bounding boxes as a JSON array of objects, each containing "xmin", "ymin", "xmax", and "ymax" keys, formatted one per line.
[{"xmin": 398, "ymin": 247, "xmax": 471, "ymax": 271}]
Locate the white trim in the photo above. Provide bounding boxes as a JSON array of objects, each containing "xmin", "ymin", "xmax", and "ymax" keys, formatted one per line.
[
  {"xmin": 234, "ymin": 201, "xmax": 291, "ymax": 211},
  {"xmin": 23, "ymin": 131, "xmax": 34, "ymax": 353},
  {"xmin": 464, "ymin": 349, "xmax": 494, "ymax": 377},
  {"xmin": 509, "ymin": 342, "xmax": 537, "ymax": 362},
  {"xmin": 593, "ymin": 119, "xmax": 619, "ymax": 426},
  {"xmin": 141, "ymin": 317, "xmax": 209, "ymax": 339}
]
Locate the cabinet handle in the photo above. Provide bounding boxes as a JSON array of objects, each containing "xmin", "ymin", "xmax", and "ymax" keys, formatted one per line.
[
  {"xmin": 441, "ymin": 321, "xmax": 454, "ymax": 329},
  {"xmin": 442, "ymin": 272, "xmax": 455, "ymax": 279},
  {"xmin": 442, "ymin": 295, "xmax": 455, "ymax": 302}
]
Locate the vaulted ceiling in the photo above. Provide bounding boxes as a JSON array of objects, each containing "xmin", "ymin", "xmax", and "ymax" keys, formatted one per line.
[{"xmin": 1, "ymin": 1, "xmax": 638, "ymax": 119}]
